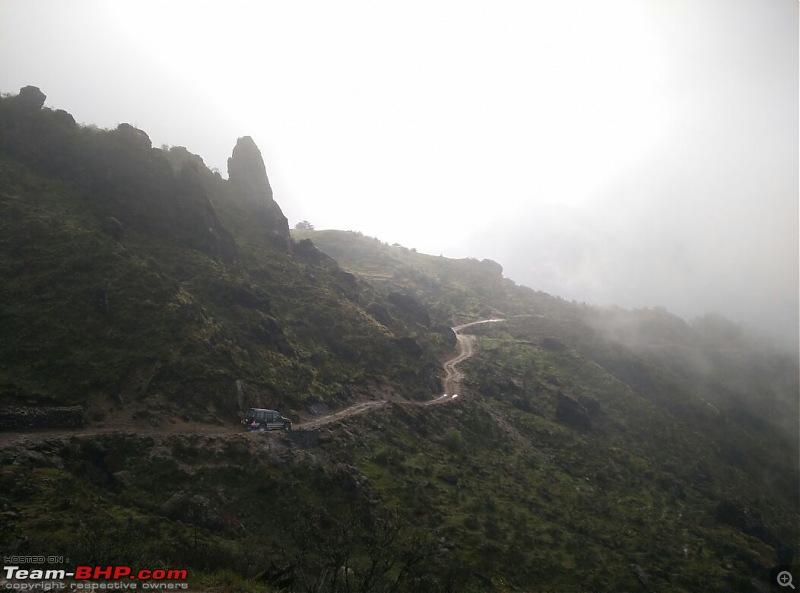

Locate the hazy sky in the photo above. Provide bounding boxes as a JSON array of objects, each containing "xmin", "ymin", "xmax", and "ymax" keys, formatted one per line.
[{"xmin": 1, "ymin": 0, "xmax": 797, "ymax": 347}]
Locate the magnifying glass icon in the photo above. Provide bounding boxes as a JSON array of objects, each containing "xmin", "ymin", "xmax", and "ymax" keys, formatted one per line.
[{"xmin": 778, "ymin": 571, "xmax": 795, "ymax": 589}]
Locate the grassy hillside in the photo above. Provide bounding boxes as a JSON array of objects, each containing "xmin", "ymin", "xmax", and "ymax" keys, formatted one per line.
[
  {"xmin": 0, "ymin": 90, "xmax": 797, "ymax": 592},
  {"xmin": 294, "ymin": 229, "xmax": 799, "ymax": 589},
  {"xmin": 3, "ymin": 362, "xmax": 796, "ymax": 591},
  {"xmin": 292, "ymin": 229, "xmax": 552, "ymax": 323},
  {"xmin": 0, "ymin": 90, "xmax": 446, "ymax": 426}
]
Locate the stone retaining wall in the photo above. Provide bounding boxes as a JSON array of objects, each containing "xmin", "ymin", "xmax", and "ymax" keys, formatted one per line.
[{"xmin": 0, "ymin": 406, "xmax": 85, "ymax": 430}]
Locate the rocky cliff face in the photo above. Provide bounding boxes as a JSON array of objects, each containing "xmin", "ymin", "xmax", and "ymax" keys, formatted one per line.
[
  {"xmin": 0, "ymin": 87, "xmax": 292, "ymax": 256},
  {"xmin": 227, "ymin": 136, "xmax": 291, "ymax": 250}
]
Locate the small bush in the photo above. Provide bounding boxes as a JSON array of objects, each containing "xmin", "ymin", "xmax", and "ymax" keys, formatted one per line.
[{"xmin": 443, "ymin": 428, "xmax": 463, "ymax": 453}]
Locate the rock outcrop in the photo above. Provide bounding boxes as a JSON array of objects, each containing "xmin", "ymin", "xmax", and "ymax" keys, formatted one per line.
[
  {"xmin": 293, "ymin": 238, "xmax": 336, "ymax": 266},
  {"xmin": 227, "ymin": 136, "xmax": 291, "ymax": 250},
  {"xmin": 388, "ymin": 292, "xmax": 431, "ymax": 328},
  {"xmin": 175, "ymin": 161, "xmax": 239, "ymax": 261},
  {"xmin": 14, "ymin": 86, "xmax": 47, "ymax": 113},
  {"xmin": 554, "ymin": 392, "xmax": 592, "ymax": 430}
]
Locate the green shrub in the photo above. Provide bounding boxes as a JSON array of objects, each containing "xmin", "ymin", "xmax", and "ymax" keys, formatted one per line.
[{"xmin": 443, "ymin": 427, "xmax": 464, "ymax": 453}]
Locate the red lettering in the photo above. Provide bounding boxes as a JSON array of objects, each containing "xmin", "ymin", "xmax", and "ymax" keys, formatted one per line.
[
  {"xmin": 113, "ymin": 567, "xmax": 131, "ymax": 580},
  {"xmin": 167, "ymin": 570, "xmax": 187, "ymax": 580},
  {"xmin": 75, "ymin": 566, "xmax": 92, "ymax": 580},
  {"xmin": 94, "ymin": 566, "xmax": 114, "ymax": 579},
  {"xmin": 73, "ymin": 565, "xmax": 187, "ymax": 582}
]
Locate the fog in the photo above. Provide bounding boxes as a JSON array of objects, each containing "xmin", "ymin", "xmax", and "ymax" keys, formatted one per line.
[{"xmin": 1, "ymin": 0, "xmax": 796, "ymax": 349}]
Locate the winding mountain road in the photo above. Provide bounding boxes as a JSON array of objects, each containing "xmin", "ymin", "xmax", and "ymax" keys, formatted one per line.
[
  {"xmin": 301, "ymin": 318, "xmax": 504, "ymax": 424},
  {"xmin": 441, "ymin": 319, "xmax": 504, "ymax": 399},
  {"xmin": 0, "ymin": 319, "xmax": 504, "ymax": 446}
]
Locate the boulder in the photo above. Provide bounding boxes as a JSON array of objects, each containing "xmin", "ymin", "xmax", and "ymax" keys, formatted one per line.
[
  {"xmin": 480, "ymin": 258, "xmax": 503, "ymax": 277},
  {"xmin": 160, "ymin": 491, "xmax": 188, "ymax": 517},
  {"xmin": 554, "ymin": 392, "xmax": 592, "ymax": 430},
  {"xmin": 388, "ymin": 292, "xmax": 430, "ymax": 328},
  {"xmin": 293, "ymin": 238, "xmax": 335, "ymax": 265},
  {"xmin": 394, "ymin": 336, "xmax": 423, "ymax": 357},
  {"xmin": 714, "ymin": 500, "xmax": 781, "ymax": 548},
  {"xmin": 367, "ymin": 303, "xmax": 393, "ymax": 327},
  {"xmin": 104, "ymin": 216, "xmax": 124, "ymax": 241},
  {"xmin": 112, "ymin": 470, "xmax": 133, "ymax": 487},
  {"xmin": 435, "ymin": 325, "xmax": 458, "ymax": 348},
  {"xmin": 629, "ymin": 564, "xmax": 651, "ymax": 590},
  {"xmin": 15, "ymin": 86, "xmax": 46, "ymax": 113},
  {"xmin": 578, "ymin": 394, "xmax": 602, "ymax": 417},
  {"xmin": 540, "ymin": 337, "xmax": 566, "ymax": 351},
  {"xmin": 113, "ymin": 123, "xmax": 152, "ymax": 150}
]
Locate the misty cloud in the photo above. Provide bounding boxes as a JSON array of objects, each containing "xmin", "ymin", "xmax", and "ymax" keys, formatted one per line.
[
  {"xmin": 0, "ymin": 0, "xmax": 795, "ymax": 349},
  {"xmin": 469, "ymin": 135, "xmax": 798, "ymax": 349}
]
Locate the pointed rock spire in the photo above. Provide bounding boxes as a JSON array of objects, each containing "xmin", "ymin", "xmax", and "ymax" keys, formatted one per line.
[
  {"xmin": 228, "ymin": 136, "xmax": 273, "ymax": 200},
  {"xmin": 227, "ymin": 136, "xmax": 290, "ymax": 250}
]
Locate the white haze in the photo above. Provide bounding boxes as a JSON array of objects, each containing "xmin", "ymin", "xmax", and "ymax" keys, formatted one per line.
[{"xmin": 1, "ymin": 0, "xmax": 797, "ymax": 350}]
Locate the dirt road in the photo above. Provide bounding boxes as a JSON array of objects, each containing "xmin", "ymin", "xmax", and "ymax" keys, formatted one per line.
[
  {"xmin": 433, "ymin": 318, "xmax": 504, "ymax": 404},
  {"xmin": 298, "ymin": 400, "xmax": 388, "ymax": 429},
  {"xmin": 299, "ymin": 318, "xmax": 504, "ymax": 423},
  {"xmin": 0, "ymin": 319, "xmax": 504, "ymax": 445}
]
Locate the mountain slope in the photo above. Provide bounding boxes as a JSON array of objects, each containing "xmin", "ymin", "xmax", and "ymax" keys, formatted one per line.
[
  {"xmin": 296, "ymin": 228, "xmax": 800, "ymax": 587},
  {"xmin": 0, "ymin": 88, "xmax": 445, "ymax": 426},
  {"xmin": 0, "ymin": 89, "xmax": 797, "ymax": 593}
]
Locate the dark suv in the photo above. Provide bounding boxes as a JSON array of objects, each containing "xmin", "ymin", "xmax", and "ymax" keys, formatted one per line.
[{"xmin": 243, "ymin": 408, "xmax": 292, "ymax": 431}]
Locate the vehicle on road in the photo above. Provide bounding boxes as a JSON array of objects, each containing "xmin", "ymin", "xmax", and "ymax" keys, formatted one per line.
[{"xmin": 243, "ymin": 408, "xmax": 292, "ymax": 431}]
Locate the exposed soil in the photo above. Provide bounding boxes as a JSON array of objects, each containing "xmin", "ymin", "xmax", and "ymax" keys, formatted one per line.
[{"xmin": 298, "ymin": 400, "xmax": 388, "ymax": 429}]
